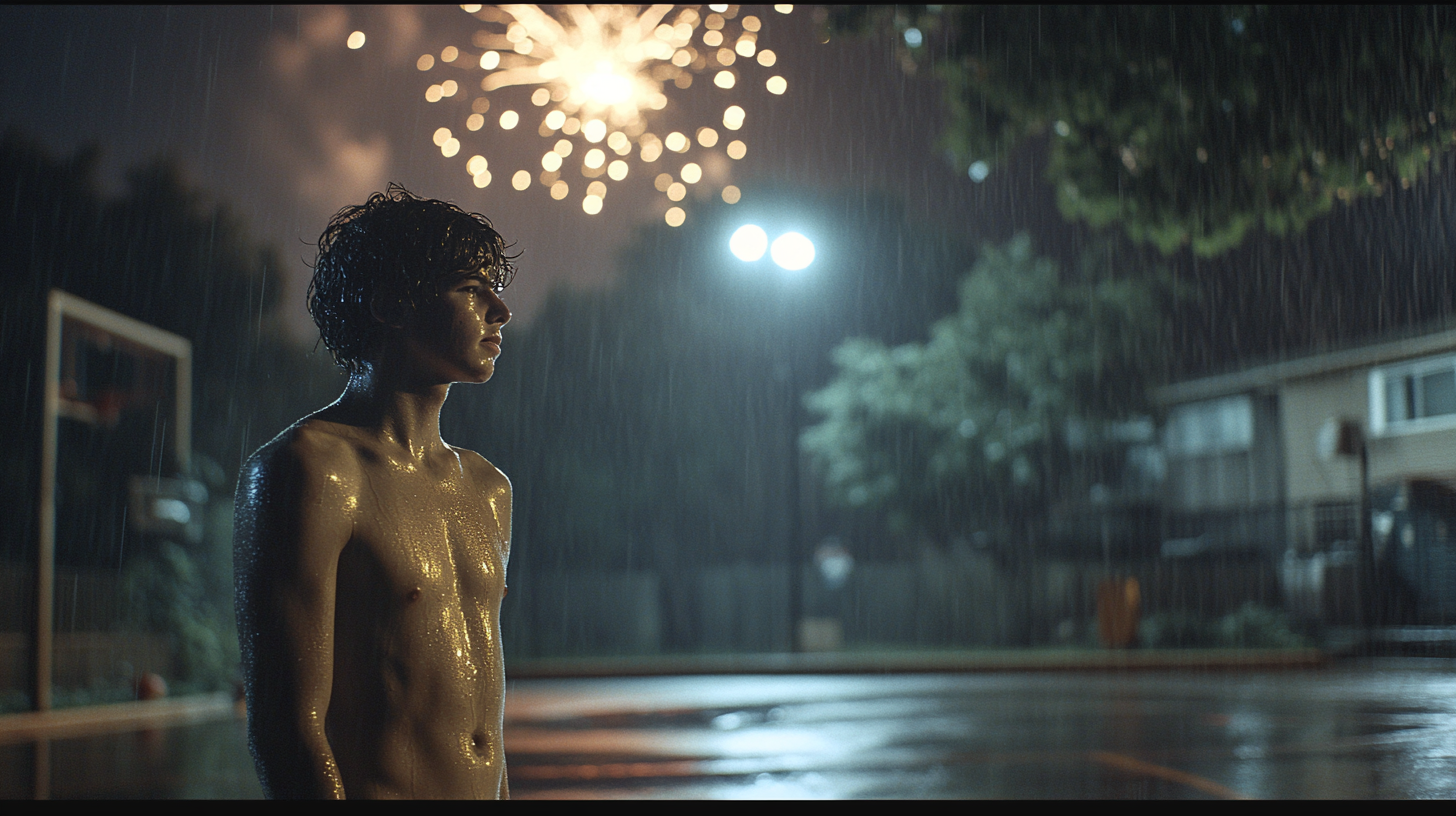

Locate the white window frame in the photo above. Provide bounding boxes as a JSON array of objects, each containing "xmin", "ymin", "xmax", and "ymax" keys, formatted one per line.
[{"xmin": 1369, "ymin": 353, "xmax": 1456, "ymax": 437}]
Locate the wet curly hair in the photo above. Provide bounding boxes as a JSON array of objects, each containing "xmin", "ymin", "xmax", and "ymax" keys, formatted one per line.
[{"xmin": 307, "ymin": 183, "xmax": 518, "ymax": 374}]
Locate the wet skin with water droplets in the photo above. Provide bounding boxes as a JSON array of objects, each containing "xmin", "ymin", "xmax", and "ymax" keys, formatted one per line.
[{"xmin": 235, "ymin": 422, "xmax": 512, "ymax": 799}]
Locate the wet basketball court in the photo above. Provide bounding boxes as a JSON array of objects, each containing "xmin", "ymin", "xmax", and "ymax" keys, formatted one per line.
[{"xmin": 4, "ymin": 661, "xmax": 1455, "ymax": 798}]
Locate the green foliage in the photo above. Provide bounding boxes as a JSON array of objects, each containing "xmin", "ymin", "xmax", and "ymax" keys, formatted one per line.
[
  {"xmin": 0, "ymin": 130, "xmax": 344, "ymax": 503},
  {"xmin": 0, "ymin": 130, "xmax": 337, "ymax": 689},
  {"xmin": 800, "ymin": 235, "xmax": 1168, "ymax": 541},
  {"xmin": 830, "ymin": 6, "xmax": 1456, "ymax": 256},
  {"xmin": 122, "ymin": 540, "xmax": 236, "ymax": 690},
  {"xmin": 1, "ymin": 131, "xmax": 344, "ymax": 563},
  {"xmin": 444, "ymin": 187, "xmax": 978, "ymax": 574},
  {"xmin": 1139, "ymin": 604, "xmax": 1309, "ymax": 649}
]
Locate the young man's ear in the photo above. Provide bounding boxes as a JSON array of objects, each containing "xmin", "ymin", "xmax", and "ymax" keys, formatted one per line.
[{"xmin": 369, "ymin": 292, "xmax": 411, "ymax": 329}]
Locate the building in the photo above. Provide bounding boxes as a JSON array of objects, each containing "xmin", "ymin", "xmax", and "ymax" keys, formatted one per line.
[{"xmin": 1155, "ymin": 326, "xmax": 1456, "ymax": 625}]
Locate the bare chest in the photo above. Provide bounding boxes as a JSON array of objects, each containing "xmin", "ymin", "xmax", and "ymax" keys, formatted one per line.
[{"xmin": 346, "ymin": 467, "xmax": 507, "ymax": 603}]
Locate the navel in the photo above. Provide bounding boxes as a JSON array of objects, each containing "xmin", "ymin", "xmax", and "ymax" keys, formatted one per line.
[
  {"xmin": 471, "ymin": 730, "xmax": 488, "ymax": 756},
  {"xmin": 406, "ymin": 587, "xmax": 422, "ymax": 603}
]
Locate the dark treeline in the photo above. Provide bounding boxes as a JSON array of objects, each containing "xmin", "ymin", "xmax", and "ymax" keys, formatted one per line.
[
  {"xmin": 0, "ymin": 129, "xmax": 343, "ymax": 567},
  {"xmin": 441, "ymin": 188, "xmax": 978, "ymax": 649},
  {"xmin": 8, "ymin": 112, "xmax": 1456, "ymax": 656}
]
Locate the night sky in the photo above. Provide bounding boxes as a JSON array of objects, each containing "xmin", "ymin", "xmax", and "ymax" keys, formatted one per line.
[
  {"xmin": 0, "ymin": 5, "xmax": 1031, "ymax": 343},
  {"xmin": 10, "ymin": 5, "xmax": 1456, "ymax": 379}
]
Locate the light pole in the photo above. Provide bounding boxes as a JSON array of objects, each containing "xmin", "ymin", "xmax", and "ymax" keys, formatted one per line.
[{"xmin": 729, "ymin": 224, "xmax": 816, "ymax": 652}]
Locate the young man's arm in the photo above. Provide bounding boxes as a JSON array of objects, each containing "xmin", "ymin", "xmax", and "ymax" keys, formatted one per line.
[
  {"xmin": 464, "ymin": 450, "xmax": 512, "ymax": 800},
  {"xmin": 495, "ymin": 466, "xmax": 512, "ymax": 800},
  {"xmin": 234, "ymin": 434, "xmax": 355, "ymax": 799}
]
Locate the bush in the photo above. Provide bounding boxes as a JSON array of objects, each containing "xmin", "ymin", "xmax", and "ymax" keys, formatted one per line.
[{"xmin": 1139, "ymin": 604, "xmax": 1309, "ymax": 649}]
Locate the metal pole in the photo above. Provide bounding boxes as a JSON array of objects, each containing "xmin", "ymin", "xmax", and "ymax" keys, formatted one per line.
[
  {"xmin": 34, "ymin": 293, "xmax": 62, "ymax": 712},
  {"xmin": 787, "ymin": 361, "xmax": 804, "ymax": 653},
  {"xmin": 1358, "ymin": 439, "xmax": 1373, "ymax": 635}
]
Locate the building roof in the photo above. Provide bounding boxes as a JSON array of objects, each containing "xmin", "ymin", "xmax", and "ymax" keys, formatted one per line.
[{"xmin": 1155, "ymin": 325, "xmax": 1456, "ymax": 406}]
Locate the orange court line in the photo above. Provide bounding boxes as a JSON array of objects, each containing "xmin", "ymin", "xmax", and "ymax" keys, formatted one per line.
[
  {"xmin": 1089, "ymin": 750, "xmax": 1250, "ymax": 800},
  {"xmin": 511, "ymin": 760, "xmax": 706, "ymax": 781}
]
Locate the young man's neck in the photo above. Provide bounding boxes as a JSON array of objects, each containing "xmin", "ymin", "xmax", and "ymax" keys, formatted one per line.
[{"xmin": 326, "ymin": 365, "xmax": 452, "ymax": 461}]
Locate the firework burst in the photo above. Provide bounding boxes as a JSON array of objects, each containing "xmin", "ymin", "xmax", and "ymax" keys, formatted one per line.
[{"xmin": 389, "ymin": 4, "xmax": 793, "ymax": 226}]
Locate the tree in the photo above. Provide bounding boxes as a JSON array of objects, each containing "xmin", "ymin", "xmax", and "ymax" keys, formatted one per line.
[
  {"xmin": 800, "ymin": 235, "xmax": 1169, "ymax": 548},
  {"xmin": 830, "ymin": 6, "xmax": 1456, "ymax": 256},
  {"xmin": 0, "ymin": 130, "xmax": 342, "ymax": 694},
  {"xmin": 438, "ymin": 187, "xmax": 980, "ymax": 650}
]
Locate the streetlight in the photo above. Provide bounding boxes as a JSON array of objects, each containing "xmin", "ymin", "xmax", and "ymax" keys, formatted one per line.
[
  {"xmin": 769, "ymin": 232, "xmax": 815, "ymax": 271},
  {"xmin": 730, "ymin": 224, "xmax": 768, "ymax": 262},
  {"xmin": 728, "ymin": 223, "xmax": 816, "ymax": 651},
  {"xmin": 730, "ymin": 224, "xmax": 815, "ymax": 272}
]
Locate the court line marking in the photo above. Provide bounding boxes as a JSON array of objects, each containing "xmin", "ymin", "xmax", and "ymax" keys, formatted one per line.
[
  {"xmin": 1089, "ymin": 750, "xmax": 1250, "ymax": 800},
  {"xmin": 0, "ymin": 692, "xmax": 238, "ymax": 745}
]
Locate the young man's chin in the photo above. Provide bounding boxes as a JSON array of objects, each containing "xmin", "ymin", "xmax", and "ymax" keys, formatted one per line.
[{"xmin": 462, "ymin": 363, "xmax": 495, "ymax": 384}]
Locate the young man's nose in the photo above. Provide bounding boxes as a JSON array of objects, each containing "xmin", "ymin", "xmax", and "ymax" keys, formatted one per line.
[{"xmin": 488, "ymin": 290, "xmax": 511, "ymax": 326}]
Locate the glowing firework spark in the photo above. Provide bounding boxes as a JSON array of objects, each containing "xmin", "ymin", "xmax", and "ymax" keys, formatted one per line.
[{"xmin": 380, "ymin": 4, "xmax": 791, "ymax": 226}]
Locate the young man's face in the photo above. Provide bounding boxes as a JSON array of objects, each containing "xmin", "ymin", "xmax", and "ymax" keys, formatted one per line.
[{"xmin": 399, "ymin": 268, "xmax": 512, "ymax": 385}]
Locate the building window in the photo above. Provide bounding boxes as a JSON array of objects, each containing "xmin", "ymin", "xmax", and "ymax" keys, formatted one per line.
[
  {"xmin": 1371, "ymin": 355, "xmax": 1456, "ymax": 434},
  {"xmin": 1164, "ymin": 395, "xmax": 1253, "ymax": 458}
]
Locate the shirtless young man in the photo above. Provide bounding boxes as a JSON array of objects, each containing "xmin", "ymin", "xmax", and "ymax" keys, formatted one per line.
[{"xmin": 233, "ymin": 185, "xmax": 517, "ymax": 798}]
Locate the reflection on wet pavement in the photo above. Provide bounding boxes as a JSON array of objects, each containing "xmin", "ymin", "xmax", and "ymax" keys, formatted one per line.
[
  {"xmin": 503, "ymin": 664, "xmax": 1456, "ymax": 799},
  {"xmin": 4, "ymin": 661, "xmax": 1455, "ymax": 798}
]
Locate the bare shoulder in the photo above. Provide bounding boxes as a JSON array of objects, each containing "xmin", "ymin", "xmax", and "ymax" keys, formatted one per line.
[
  {"xmin": 452, "ymin": 446, "xmax": 511, "ymax": 560},
  {"xmin": 235, "ymin": 420, "xmax": 364, "ymax": 561},
  {"xmin": 241, "ymin": 420, "xmax": 364, "ymax": 498},
  {"xmin": 451, "ymin": 445, "xmax": 511, "ymax": 497}
]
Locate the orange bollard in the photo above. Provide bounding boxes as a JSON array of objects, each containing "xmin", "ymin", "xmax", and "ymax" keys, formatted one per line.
[{"xmin": 1097, "ymin": 577, "xmax": 1141, "ymax": 648}]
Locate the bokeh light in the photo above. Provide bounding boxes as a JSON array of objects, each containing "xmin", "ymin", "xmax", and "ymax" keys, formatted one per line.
[
  {"xmin": 729, "ymin": 224, "xmax": 768, "ymax": 261},
  {"xmin": 363, "ymin": 4, "xmax": 793, "ymax": 223},
  {"xmin": 770, "ymin": 231, "xmax": 815, "ymax": 270},
  {"xmin": 347, "ymin": 31, "xmax": 366, "ymax": 50}
]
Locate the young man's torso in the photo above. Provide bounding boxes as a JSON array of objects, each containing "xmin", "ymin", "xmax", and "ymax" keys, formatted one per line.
[{"xmin": 263, "ymin": 417, "xmax": 511, "ymax": 798}]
